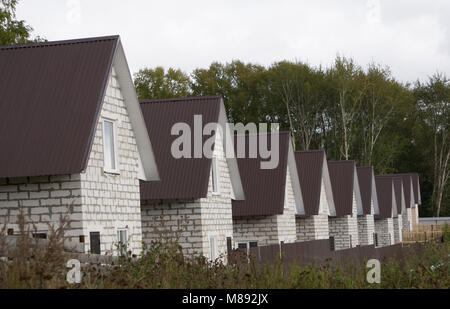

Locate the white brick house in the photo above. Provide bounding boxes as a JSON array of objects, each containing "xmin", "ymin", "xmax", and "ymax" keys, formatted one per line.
[
  {"xmin": 410, "ymin": 173, "xmax": 421, "ymax": 229},
  {"xmin": 374, "ymin": 176, "xmax": 397, "ymax": 246},
  {"xmin": 396, "ymin": 174, "xmax": 415, "ymax": 231},
  {"xmin": 294, "ymin": 150, "xmax": 334, "ymax": 242},
  {"xmin": 356, "ymin": 167, "xmax": 378, "ymax": 246},
  {"xmin": 327, "ymin": 161, "xmax": 362, "ymax": 250},
  {"xmin": 392, "ymin": 176, "xmax": 405, "ymax": 243},
  {"xmin": 0, "ymin": 36, "xmax": 160, "ymax": 255},
  {"xmin": 139, "ymin": 97, "xmax": 245, "ymax": 260},
  {"xmin": 232, "ymin": 132, "xmax": 303, "ymax": 249}
]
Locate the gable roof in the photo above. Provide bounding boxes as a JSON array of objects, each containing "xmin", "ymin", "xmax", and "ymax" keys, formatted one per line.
[
  {"xmin": 139, "ymin": 96, "xmax": 243, "ymax": 200},
  {"xmin": 396, "ymin": 174, "xmax": 413, "ymax": 208},
  {"xmin": 232, "ymin": 132, "xmax": 294, "ymax": 217},
  {"xmin": 410, "ymin": 173, "xmax": 421, "ymax": 205},
  {"xmin": 357, "ymin": 166, "xmax": 375, "ymax": 215},
  {"xmin": 327, "ymin": 161, "xmax": 358, "ymax": 216},
  {"xmin": 0, "ymin": 36, "xmax": 159, "ymax": 181},
  {"xmin": 392, "ymin": 176, "xmax": 404, "ymax": 214},
  {"xmin": 374, "ymin": 175, "xmax": 395, "ymax": 219},
  {"xmin": 294, "ymin": 150, "xmax": 325, "ymax": 216}
]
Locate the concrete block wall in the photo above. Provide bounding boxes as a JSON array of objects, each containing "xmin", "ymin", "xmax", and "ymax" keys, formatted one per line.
[
  {"xmin": 0, "ymin": 175, "xmax": 83, "ymax": 251},
  {"xmin": 295, "ymin": 177, "xmax": 330, "ymax": 242},
  {"xmin": 393, "ymin": 216, "xmax": 403, "ymax": 243},
  {"xmin": 357, "ymin": 214, "xmax": 375, "ymax": 246},
  {"xmin": 141, "ymin": 199, "xmax": 203, "ymax": 256},
  {"xmin": 79, "ymin": 67, "xmax": 143, "ymax": 256},
  {"xmin": 142, "ymin": 130, "xmax": 234, "ymax": 260},
  {"xmin": 374, "ymin": 218, "xmax": 394, "ymax": 247},
  {"xmin": 402, "ymin": 209, "xmax": 412, "ymax": 231},
  {"xmin": 233, "ymin": 168, "xmax": 297, "ymax": 246}
]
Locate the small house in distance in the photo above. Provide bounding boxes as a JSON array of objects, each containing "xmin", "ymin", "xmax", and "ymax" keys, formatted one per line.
[
  {"xmin": 232, "ymin": 132, "xmax": 303, "ymax": 249},
  {"xmin": 139, "ymin": 96, "xmax": 245, "ymax": 261},
  {"xmin": 327, "ymin": 161, "xmax": 362, "ymax": 250},
  {"xmin": 374, "ymin": 176, "xmax": 397, "ymax": 246},
  {"xmin": 294, "ymin": 150, "xmax": 334, "ymax": 242},
  {"xmin": 396, "ymin": 174, "xmax": 415, "ymax": 231},
  {"xmin": 356, "ymin": 167, "xmax": 378, "ymax": 246},
  {"xmin": 410, "ymin": 173, "xmax": 422, "ymax": 228}
]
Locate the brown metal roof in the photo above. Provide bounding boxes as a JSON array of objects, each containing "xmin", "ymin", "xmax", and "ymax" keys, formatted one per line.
[
  {"xmin": 294, "ymin": 150, "xmax": 325, "ymax": 216},
  {"xmin": 232, "ymin": 132, "xmax": 290, "ymax": 217},
  {"xmin": 374, "ymin": 176, "xmax": 394, "ymax": 219},
  {"xmin": 139, "ymin": 96, "xmax": 222, "ymax": 200},
  {"xmin": 410, "ymin": 173, "xmax": 420, "ymax": 204},
  {"xmin": 327, "ymin": 161, "xmax": 356, "ymax": 217},
  {"xmin": 396, "ymin": 174, "xmax": 412, "ymax": 208},
  {"xmin": 0, "ymin": 36, "xmax": 119, "ymax": 178},
  {"xmin": 392, "ymin": 176, "xmax": 404, "ymax": 214},
  {"xmin": 356, "ymin": 166, "xmax": 374, "ymax": 215}
]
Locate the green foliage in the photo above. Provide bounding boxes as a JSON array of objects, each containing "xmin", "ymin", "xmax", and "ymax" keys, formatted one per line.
[
  {"xmin": 133, "ymin": 59, "xmax": 448, "ymax": 216},
  {"xmin": 134, "ymin": 67, "xmax": 191, "ymax": 100},
  {"xmin": 443, "ymin": 224, "xmax": 450, "ymax": 243},
  {"xmin": 0, "ymin": 0, "xmax": 44, "ymax": 45}
]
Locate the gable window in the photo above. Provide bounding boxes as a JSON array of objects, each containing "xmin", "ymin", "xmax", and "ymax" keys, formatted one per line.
[
  {"xmin": 211, "ymin": 156, "xmax": 220, "ymax": 194},
  {"xmin": 103, "ymin": 119, "xmax": 119, "ymax": 173}
]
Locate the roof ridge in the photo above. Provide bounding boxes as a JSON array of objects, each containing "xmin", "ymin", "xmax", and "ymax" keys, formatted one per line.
[
  {"xmin": 140, "ymin": 96, "xmax": 222, "ymax": 104},
  {"xmin": 0, "ymin": 35, "xmax": 120, "ymax": 51}
]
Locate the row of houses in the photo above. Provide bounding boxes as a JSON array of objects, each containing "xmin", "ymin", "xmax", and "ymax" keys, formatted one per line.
[{"xmin": 0, "ymin": 36, "xmax": 421, "ymax": 260}]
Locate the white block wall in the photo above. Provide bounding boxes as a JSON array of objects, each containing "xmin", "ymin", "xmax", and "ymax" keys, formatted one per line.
[
  {"xmin": 296, "ymin": 178, "xmax": 330, "ymax": 241},
  {"xmin": 403, "ymin": 208, "xmax": 413, "ymax": 231},
  {"xmin": 79, "ymin": 67, "xmax": 143, "ymax": 255},
  {"xmin": 0, "ymin": 175, "xmax": 83, "ymax": 251},
  {"xmin": 393, "ymin": 216, "xmax": 403, "ymax": 243},
  {"xmin": 357, "ymin": 215, "xmax": 375, "ymax": 246},
  {"xmin": 141, "ymin": 130, "xmax": 234, "ymax": 260},
  {"xmin": 374, "ymin": 218, "xmax": 394, "ymax": 247},
  {"xmin": 328, "ymin": 192, "xmax": 359, "ymax": 250},
  {"xmin": 233, "ymin": 168, "xmax": 297, "ymax": 246}
]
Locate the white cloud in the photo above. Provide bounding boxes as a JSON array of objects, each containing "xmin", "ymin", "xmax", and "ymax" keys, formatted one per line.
[{"xmin": 16, "ymin": 0, "xmax": 450, "ymax": 83}]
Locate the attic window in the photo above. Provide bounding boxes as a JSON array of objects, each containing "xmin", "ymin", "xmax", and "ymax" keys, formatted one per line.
[{"xmin": 103, "ymin": 119, "xmax": 119, "ymax": 173}]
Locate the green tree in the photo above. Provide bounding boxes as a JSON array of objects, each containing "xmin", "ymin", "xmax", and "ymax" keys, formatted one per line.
[
  {"xmin": 414, "ymin": 73, "xmax": 450, "ymax": 217},
  {"xmin": 0, "ymin": 0, "xmax": 43, "ymax": 45},
  {"xmin": 133, "ymin": 67, "xmax": 192, "ymax": 100}
]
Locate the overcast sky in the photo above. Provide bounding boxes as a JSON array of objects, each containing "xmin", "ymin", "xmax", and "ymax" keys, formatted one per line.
[{"xmin": 16, "ymin": 0, "xmax": 450, "ymax": 83}]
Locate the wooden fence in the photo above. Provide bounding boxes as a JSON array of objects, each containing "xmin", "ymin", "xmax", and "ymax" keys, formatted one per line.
[
  {"xmin": 232, "ymin": 240, "xmax": 417, "ymax": 268},
  {"xmin": 402, "ymin": 230, "xmax": 443, "ymax": 244}
]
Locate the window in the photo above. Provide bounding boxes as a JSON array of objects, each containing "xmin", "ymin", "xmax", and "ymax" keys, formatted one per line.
[
  {"xmin": 117, "ymin": 230, "xmax": 128, "ymax": 256},
  {"xmin": 329, "ymin": 236, "xmax": 335, "ymax": 251},
  {"xmin": 33, "ymin": 233, "xmax": 47, "ymax": 239},
  {"xmin": 209, "ymin": 236, "xmax": 218, "ymax": 260},
  {"xmin": 103, "ymin": 119, "xmax": 118, "ymax": 173},
  {"xmin": 90, "ymin": 232, "xmax": 101, "ymax": 254},
  {"xmin": 237, "ymin": 241, "xmax": 258, "ymax": 255},
  {"xmin": 373, "ymin": 233, "xmax": 378, "ymax": 247},
  {"xmin": 211, "ymin": 156, "xmax": 220, "ymax": 193}
]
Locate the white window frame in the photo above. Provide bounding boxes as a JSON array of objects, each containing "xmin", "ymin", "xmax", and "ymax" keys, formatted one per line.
[
  {"xmin": 211, "ymin": 156, "xmax": 220, "ymax": 195},
  {"xmin": 102, "ymin": 118, "xmax": 120, "ymax": 174},
  {"xmin": 236, "ymin": 241, "xmax": 258, "ymax": 255}
]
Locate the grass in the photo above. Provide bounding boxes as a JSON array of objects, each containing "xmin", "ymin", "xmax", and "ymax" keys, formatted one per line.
[{"xmin": 0, "ymin": 213, "xmax": 449, "ymax": 289}]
